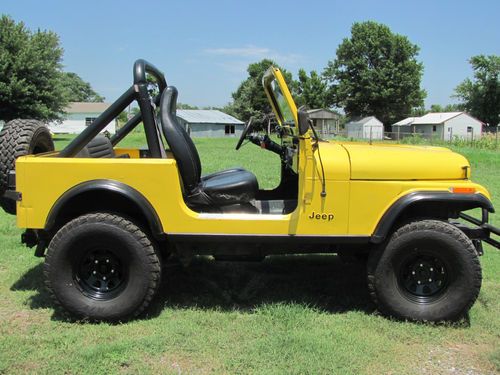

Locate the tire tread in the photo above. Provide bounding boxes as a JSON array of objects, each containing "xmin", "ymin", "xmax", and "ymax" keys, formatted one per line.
[{"xmin": 44, "ymin": 213, "xmax": 161, "ymax": 322}]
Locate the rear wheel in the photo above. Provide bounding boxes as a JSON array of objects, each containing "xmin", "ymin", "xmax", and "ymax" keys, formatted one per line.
[
  {"xmin": 44, "ymin": 213, "xmax": 162, "ymax": 322},
  {"xmin": 0, "ymin": 119, "xmax": 54, "ymax": 214},
  {"xmin": 367, "ymin": 220, "xmax": 482, "ymax": 322}
]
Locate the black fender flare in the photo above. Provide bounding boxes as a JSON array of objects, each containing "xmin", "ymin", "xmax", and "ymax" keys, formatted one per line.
[
  {"xmin": 371, "ymin": 191, "xmax": 495, "ymax": 244},
  {"xmin": 45, "ymin": 179, "xmax": 164, "ymax": 237}
]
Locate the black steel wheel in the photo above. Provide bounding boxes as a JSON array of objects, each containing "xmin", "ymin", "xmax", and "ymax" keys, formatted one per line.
[
  {"xmin": 398, "ymin": 253, "xmax": 449, "ymax": 303},
  {"xmin": 44, "ymin": 213, "xmax": 161, "ymax": 322},
  {"xmin": 75, "ymin": 249, "xmax": 127, "ymax": 300},
  {"xmin": 367, "ymin": 220, "xmax": 482, "ymax": 322}
]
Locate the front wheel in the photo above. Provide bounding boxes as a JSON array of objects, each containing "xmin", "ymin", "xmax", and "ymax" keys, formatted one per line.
[
  {"xmin": 44, "ymin": 213, "xmax": 162, "ymax": 322},
  {"xmin": 367, "ymin": 220, "xmax": 482, "ymax": 322}
]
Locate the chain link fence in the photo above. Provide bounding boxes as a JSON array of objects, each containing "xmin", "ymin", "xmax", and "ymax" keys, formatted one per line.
[{"xmin": 324, "ymin": 127, "xmax": 500, "ymax": 150}]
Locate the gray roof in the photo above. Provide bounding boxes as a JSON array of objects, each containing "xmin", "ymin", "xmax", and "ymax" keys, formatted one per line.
[
  {"xmin": 176, "ymin": 110, "xmax": 244, "ymax": 125},
  {"xmin": 412, "ymin": 112, "xmax": 463, "ymax": 125},
  {"xmin": 306, "ymin": 108, "xmax": 340, "ymax": 119},
  {"xmin": 393, "ymin": 117, "xmax": 418, "ymax": 126},
  {"xmin": 346, "ymin": 116, "xmax": 383, "ymax": 126}
]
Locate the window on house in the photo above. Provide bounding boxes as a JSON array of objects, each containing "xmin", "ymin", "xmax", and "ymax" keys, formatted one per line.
[
  {"xmin": 85, "ymin": 117, "xmax": 98, "ymax": 126},
  {"xmin": 224, "ymin": 125, "xmax": 235, "ymax": 135},
  {"xmin": 467, "ymin": 126, "xmax": 473, "ymax": 133},
  {"xmin": 448, "ymin": 127, "xmax": 452, "ymax": 132},
  {"xmin": 432, "ymin": 125, "xmax": 437, "ymax": 132}
]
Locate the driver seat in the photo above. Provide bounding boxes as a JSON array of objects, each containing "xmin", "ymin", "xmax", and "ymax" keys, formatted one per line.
[{"xmin": 159, "ymin": 86, "xmax": 258, "ymax": 207}]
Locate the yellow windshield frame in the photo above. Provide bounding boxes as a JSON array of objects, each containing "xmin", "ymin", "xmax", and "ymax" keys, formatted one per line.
[{"xmin": 262, "ymin": 67, "xmax": 298, "ymax": 128}]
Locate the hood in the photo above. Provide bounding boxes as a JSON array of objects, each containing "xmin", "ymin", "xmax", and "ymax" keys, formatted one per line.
[{"xmin": 339, "ymin": 143, "xmax": 470, "ymax": 180}]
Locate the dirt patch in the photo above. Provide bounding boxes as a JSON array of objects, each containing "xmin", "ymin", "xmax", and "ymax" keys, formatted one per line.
[{"xmin": 416, "ymin": 343, "xmax": 498, "ymax": 375}]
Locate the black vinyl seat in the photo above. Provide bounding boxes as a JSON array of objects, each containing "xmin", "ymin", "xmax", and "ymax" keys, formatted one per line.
[
  {"xmin": 159, "ymin": 86, "xmax": 258, "ymax": 207},
  {"xmin": 76, "ymin": 135, "xmax": 115, "ymax": 158},
  {"xmin": 76, "ymin": 135, "xmax": 129, "ymax": 159}
]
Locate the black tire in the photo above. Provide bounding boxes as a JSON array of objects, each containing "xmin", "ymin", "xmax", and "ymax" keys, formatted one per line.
[
  {"xmin": 367, "ymin": 220, "xmax": 482, "ymax": 322},
  {"xmin": 44, "ymin": 213, "xmax": 162, "ymax": 322},
  {"xmin": 0, "ymin": 119, "xmax": 54, "ymax": 214}
]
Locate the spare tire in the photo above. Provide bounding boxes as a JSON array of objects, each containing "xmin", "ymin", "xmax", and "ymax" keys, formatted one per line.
[{"xmin": 0, "ymin": 119, "xmax": 55, "ymax": 214}]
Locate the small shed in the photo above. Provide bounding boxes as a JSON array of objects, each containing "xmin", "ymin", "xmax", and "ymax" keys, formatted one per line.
[
  {"xmin": 345, "ymin": 116, "xmax": 384, "ymax": 140},
  {"xmin": 49, "ymin": 102, "xmax": 116, "ymax": 134},
  {"xmin": 176, "ymin": 110, "xmax": 244, "ymax": 138},
  {"xmin": 307, "ymin": 109, "xmax": 341, "ymax": 136},
  {"xmin": 411, "ymin": 112, "xmax": 483, "ymax": 140}
]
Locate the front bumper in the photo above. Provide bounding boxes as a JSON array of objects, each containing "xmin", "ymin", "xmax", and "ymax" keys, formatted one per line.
[{"xmin": 456, "ymin": 208, "xmax": 500, "ymax": 250}]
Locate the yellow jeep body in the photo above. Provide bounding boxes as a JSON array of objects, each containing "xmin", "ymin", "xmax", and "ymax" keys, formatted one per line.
[
  {"xmin": 15, "ymin": 138, "xmax": 490, "ymax": 238},
  {"xmin": 13, "ymin": 66, "xmax": 492, "ymax": 245}
]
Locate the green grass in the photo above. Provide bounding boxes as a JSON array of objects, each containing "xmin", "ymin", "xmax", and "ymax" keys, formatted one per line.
[{"xmin": 0, "ymin": 136, "xmax": 499, "ymax": 374}]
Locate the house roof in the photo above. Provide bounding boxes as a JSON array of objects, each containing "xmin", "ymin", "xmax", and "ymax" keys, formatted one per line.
[
  {"xmin": 66, "ymin": 102, "xmax": 111, "ymax": 113},
  {"xmin": 393, "ymin": 117, "xmax": 418, "ymax": 126},
  {"xmin": 411, "ymin": 112, "xmax": 463, "ymax": 125},
  {"xmin": 306, "ymin": 108, "xmax": 340, "ymax": 120},
  {"xmin": 346, "ymin": 116, "xmax": 383, "ymax": 126},
  {"xmin": 176, "ymin": 110, "xmax": 244, "ymax": 125}
]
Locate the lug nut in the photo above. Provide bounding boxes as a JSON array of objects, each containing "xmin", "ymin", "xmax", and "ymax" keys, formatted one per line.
[
  {"xmin": 95, "ymin": 260, "xmax": 98, "ymax": 264},
  {"xmin": 428, "ymin": 278, "xmax": 432, "ymax": 282},
  {"xmin": 430, "ymin": 267, "xmax": 434, "ymax": 271},
  {"xmin": 412, "ymin": 271, "xmax": 416, "ymax": 275},
  {"xmin": 111, "ymin": 269, "xmax": 114, "ymax": 273},
  {"xmin": 420, "ymin": 264, "xmax": 423, "ymax": 267},
  {"xmin": 93, "ymin": 271, "xmax": 96, "ymax": 275},
  {"xmin": 103, "ymin": 276, "xmax": 106, "ymax": 280},
  {"xmin": 106, "ymin": 259, "xmax": 110, "ymax": 263},
  {"xmin": 417, "ymin": 281, "xmax": 421, "ymax": 284}
]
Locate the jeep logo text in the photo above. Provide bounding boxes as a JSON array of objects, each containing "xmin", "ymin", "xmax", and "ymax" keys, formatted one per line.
[{"xmin": 308, "ymin": 211, "xmax": 334, "ymax": 221}]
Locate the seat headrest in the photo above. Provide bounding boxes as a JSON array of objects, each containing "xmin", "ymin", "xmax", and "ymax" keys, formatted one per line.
[{"xmin": 159, "ymin": 86, "xmax": 202, "ymax": 192}]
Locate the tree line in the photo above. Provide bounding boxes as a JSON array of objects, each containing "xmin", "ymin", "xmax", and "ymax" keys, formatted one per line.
[
  {"xmin": 224, "ymin": 22, "xmax": 499, "ymax": 129},
  {"xmin": 0, "ymin": 15, "xmax": 104, "ymax": 122},
  {"xmin": 1, "ymin": 15, "xmax": 498, "ymax": 129}
]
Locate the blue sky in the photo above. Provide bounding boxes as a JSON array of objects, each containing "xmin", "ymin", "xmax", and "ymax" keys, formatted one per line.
[{"xmin": 3, "ymin": 0, "xmax": 500, "ymax": 108}]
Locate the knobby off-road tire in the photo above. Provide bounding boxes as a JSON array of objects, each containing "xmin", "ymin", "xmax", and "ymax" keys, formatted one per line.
[
  {"xmin": 44, "ymin": 213, "xmax": 162, "ymax": 322},
  {"xmin": 367, "ymin": 220, "xmax": 482, "ymax": 322},
  {"xmin": 0, "ymin": 119, "xmax": 54, "ymax": 214}
]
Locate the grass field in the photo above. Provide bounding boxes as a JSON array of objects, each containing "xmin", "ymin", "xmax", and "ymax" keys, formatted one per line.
[{"xmin": 0, "ymin": 135, "xmax": 499, "ymax": 374}]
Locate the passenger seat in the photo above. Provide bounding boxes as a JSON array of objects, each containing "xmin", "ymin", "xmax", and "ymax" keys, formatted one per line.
[{"xmin": 76, "ymin": 135, "xmax": 128, "ymax": 158}]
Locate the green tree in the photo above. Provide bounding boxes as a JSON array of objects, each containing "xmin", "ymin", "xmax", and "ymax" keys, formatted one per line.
[
  {"xmin": 295, "ymin": 69, "xmax": 329, "ymax": 108},
  {"xmin": 228, "ymin": 59, "xmax": 294, "ymax": 123},
  {"xmin": 177, "ymin": 103, "xmax": 199, "ymax": 109},
  {"xmin": 0, "ymin": 15, "xmax": 67, "ymax": 121},
  {"xmin": 428, "ymin": 103, "xmax": 461, "ymax": 113},
  {"xmin": 324, "ymin": 21, "xmax": 426, "ymax": 127},
  {"xmin": 61, "ymin": 72, "xmax": 104, "ymax": 102},
  {"xmin": 454, "ymin": 55, "xmax": 500, "ymax": 126}
]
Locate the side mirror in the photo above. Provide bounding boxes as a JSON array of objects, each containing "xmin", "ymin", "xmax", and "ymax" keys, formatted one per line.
[{"xmin": 297, "ymin": 106, "xmax": 311, "ymax": 135}]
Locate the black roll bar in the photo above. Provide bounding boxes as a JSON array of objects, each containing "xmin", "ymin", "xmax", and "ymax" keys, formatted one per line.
[
  {"xmin": 60, "ymin": 59, "xmax": 167, "ymax": 158},
  {"xmin": 59, "ymin": 86, "xmax": 136, "ymax": 158},
  {"xmin": 133, "ymin": 59, "xmax": 167, "ymax": 92}
]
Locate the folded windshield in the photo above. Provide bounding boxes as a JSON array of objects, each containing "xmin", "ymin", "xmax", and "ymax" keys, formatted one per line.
[{"xmin": 263, "ymin": 67, "xmax": 297, "ymax": 127}]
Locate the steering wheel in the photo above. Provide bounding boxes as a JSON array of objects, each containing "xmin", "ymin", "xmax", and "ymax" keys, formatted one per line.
[{"xmin": 235, "ymin": 117, "xmax": 255, "ymax": 150}]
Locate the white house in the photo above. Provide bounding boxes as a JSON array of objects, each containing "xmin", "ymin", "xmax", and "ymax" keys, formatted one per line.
[
  {"xmin": 345, "ymin": 116, "xmax": 384, "ymax": 140},
  {"xmin": 393, "ymin": 112, "xmax": 483, "ymax": 140},
  {"xmin": 176, "ymin": 110, "xmax": 244, "ymax": 138},
  {"xmin": 49, "ymin": 102, "xmax": 116, "ymax": 134}
]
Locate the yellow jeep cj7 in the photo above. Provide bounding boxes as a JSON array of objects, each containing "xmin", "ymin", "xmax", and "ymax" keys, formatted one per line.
[{"xmin": 0, "ymin": 59, "xmax": 499, "ymax": 322}]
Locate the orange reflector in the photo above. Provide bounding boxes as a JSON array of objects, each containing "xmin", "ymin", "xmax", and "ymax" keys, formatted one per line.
[{"xmin": 450, "ymin": 187, "xmax": 476, "ymax": 194}]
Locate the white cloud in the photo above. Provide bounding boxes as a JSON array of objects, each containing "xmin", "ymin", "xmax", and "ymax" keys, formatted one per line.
[
  {"xmin": 204, "ymin": 46, "xmax": 271, "ymax": 57},
  {"xmin": 203, "ymin": 45, "xmax": 302, "ymax": 65}
]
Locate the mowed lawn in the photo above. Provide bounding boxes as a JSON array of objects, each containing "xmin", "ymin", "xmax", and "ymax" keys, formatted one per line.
[{"xmin": 0, "ymin": 134, "xmax": 499, "ymax": 374}]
